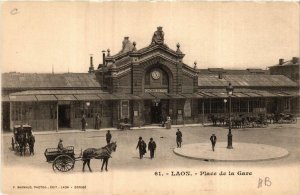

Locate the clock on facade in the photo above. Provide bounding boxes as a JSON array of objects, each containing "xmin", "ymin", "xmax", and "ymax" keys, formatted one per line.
[{"xmin": 151, "ymin": 71, "xmax": 160, "ymax": 80}]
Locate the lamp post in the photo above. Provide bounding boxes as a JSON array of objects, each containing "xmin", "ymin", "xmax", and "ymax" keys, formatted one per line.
[
  {"xmin": 226, "ymin": 83, "xmax": 234, "ymax": 149},
  {"xmin": 223, "ymin": 99, "xmax": 227, "ymax": 114}
]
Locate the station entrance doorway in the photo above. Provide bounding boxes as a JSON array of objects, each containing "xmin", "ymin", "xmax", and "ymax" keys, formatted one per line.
[{"xmin": 58, "ymin": 105, "xmax": 71, "ymax": 128}]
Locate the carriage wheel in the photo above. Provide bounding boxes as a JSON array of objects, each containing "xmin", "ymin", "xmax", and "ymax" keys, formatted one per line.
[{"xmin": 52, "ymin": 155, "xmax": 75, "ymax": 172}]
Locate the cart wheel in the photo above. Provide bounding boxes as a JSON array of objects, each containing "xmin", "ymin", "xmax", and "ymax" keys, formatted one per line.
[
  {"xmin": 52, "ymin": 155, "xmax": 75, "ymax": 172},
  {"xmin": 11, "ymin": 138, "xmax": 15, "ymax": 150}
]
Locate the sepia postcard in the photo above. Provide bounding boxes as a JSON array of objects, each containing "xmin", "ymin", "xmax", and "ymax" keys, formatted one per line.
[{"xmin": 1, "ymin": 1, "xmax": 299, "ymax": 195}]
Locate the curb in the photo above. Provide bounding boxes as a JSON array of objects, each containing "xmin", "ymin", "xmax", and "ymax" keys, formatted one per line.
[
  {"xmin": 173, "ymin": 145, "xmax": 290, "ymax": 162},
  {"xmin": 2, "ymin": 124, "xmax": 206, "ymax": 136}
]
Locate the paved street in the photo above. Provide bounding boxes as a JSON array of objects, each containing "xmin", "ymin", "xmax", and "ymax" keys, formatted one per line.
[{"xmin": 2, "ymin": 122, "xmax": 300, "ymax": 172}]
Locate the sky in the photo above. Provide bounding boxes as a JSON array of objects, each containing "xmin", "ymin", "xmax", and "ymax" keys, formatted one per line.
[{"xmin": 0, "ymin": 2, "xmax": 299, "ymax": 73}]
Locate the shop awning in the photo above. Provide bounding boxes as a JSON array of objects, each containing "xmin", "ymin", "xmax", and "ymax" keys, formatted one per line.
[
  {"xmin": 232, "ymin": 92, "xmax": 249, "ymax": 98},
  {"xmin": 150, "ymin": 93, "xmax": 170, "ymax": 99},
  {"xmin": 36, "ymin": 95, "xmax": 57, "ymax": 101},
  {"xmin": 283, "ymin": 90, "xmax": 300, "ymax": 96},
  {"xmin": 9, "ymin": 95, "xmax": 37, "ymax": 102},
  {"xmin": 74, "ymin": 94, "xmax": 101, "ymax": 101},
  {"xmin": 55, "ymin": 95, "xmax": 77, "ymax": 101},
  {"xmin": 138, "ymin": 93, "xmax": 156, "ymax": 100},
  {"xmin": 211, "ymin": 92, "xmax": 228, "ymax": 98},
  {"xmin": 180, "ymin": 93, "xmax": 199, "ymax": 99},
  {"xmin": 198, "ymin": 92, "xmax": 217, "ymax": 97},
  {"xmin": 112, "ymin": 94, "xmax": 141, "ymax": 100},
  {"xmin": 97, "ymin": 93, "xmax": 120, "ymax": 100},
  {"xmin": 252, "ymin": 91, "xmax": 275, "ymax": 97},
  {"xmin": 1, "ymin": 95, "xmax": 10, "ymax": 102},
  {"xmin": 167, "ymin": 94, "xmax": 185, "ymax": 99}
]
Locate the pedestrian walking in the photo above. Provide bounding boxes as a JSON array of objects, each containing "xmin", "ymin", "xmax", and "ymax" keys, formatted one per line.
[
  {"xmin": 106, "ymin": 130, "xmax": 112, "ymax": 144},
  {"xmin": 176, "ymin": 129, "xmax": 182, "ymax": 148},
  {"xmin": 148, "ymin": 138, "xmax": 156, "ymax": 159},
  {"xmin": 95, "ymin": 113, "xmax": 101, "ymax": 129},
  {"xmin": 81, "ymin": 114, "xmax": 86, "ymax": 131},
  {"xmin": 210, "ymin": 134, "xmax": 217, "ymax": 152},
  {"xmin": 28, "ymin": 132, "xmax": 35, "ymax": 155},
  {"xmin": 136, "ymin": 137, "xmax": 147, "ymax": 159}
]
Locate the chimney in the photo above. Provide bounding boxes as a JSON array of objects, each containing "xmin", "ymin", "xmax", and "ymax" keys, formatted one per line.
[
  {"xmin": 218, "ymin": 72, "xmax": 223, "ymax": 79},
  {"xmin": 292, "ymin": 57, "xmax": 298, "ymax": 64},
  {"xmin": 88, "ymin": 55, "xmax": 94, "ymax": 73},
  {"xmin": 102, "ymin": 50, "xmax": 106, "ymax": 66},
  {"xmin": 279, "ymin": 58, "xmax": 284, "ymax": 65}
]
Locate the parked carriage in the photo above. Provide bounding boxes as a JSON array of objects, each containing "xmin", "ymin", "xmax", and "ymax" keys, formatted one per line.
[
  {"xmin": 11, "ymin": 125, "xmax": 32, "ymax": 154},
  {"xmin": 44, "ymin": 142, "xmax": 117, "ymax": 172},
  {"xmin": 209, "ymin": 113, "xmax": 269, "ymax": 129},
  {"xmin": 44, "ymin": 146, "xmax": 77, "ymax": 172},
  {"xmin": 245, "ymin": 114, "xmax": 268, "ymax": 128},
  {"xmin": 276, "ymin": 113, "xmax": 297, "ymax": 124}
]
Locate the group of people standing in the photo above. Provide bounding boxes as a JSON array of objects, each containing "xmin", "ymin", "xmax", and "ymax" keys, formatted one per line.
[
  {"xmin": 136, "ymin": 128, "xmax": 183, "ymax": 160},
  {"xmin": 136, "ymin": 137, "xmax": 157, "ymax": 159}
]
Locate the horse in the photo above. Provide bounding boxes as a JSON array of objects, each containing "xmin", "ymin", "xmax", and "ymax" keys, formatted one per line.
[
  {"xmin": 17, "ymin": 133, "xmax": 27, "ymax": 156},
  {"xmin": 82, "ymin": 142, "xmax": 117, "ymax": 172}
]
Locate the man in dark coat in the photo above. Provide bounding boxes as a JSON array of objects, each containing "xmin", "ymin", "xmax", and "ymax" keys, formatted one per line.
[
  {"xmin": 57, "ymin": 139, "xmax": 64, "ymax": 152},
  {"xmin": 81, "ymin": 114, "xmax": 86, "ymax": 131},
  {"xmin": 106, "ymin": 130, "xmax": 112, "ymax": 144},
  {"xmin": 176, "ymin": 129, "xmax": 182, "ymax": 148},
  {"xmin": 136, "ymin": 137, "xmax": 147, "ymax": 159},
  {"xmin": 95, "ymin": 113, "xmax": 101, "ymax": 129},
  {"xmin": 148, "ymin": 138, "xmax": 156, "ymax": 159},
  {"xmin": 210, "ymin": 134, "xmax": 217, "ymax": 152},
  {"xmin": 28, "ymin": 132, "xmax": 35, "ymax": 155}
]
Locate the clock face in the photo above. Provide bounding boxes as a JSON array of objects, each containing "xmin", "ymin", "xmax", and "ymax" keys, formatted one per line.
[{"xmin": 151, "ymin": 71, "xmax": 160, "ymax": 80}]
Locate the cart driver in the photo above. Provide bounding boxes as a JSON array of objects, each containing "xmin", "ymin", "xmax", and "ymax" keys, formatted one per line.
[{"xmin": 57, "ymin": 139, "xmax": 65, "ymax": 152}]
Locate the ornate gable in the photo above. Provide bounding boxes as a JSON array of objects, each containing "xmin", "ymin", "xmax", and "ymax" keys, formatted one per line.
[{"xmin": 96, "ymin": 27, "xmax": 198, "ymax": 94}]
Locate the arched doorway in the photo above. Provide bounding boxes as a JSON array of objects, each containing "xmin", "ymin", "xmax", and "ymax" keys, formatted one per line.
[{"xmin": 144, "ymin": 66, "xmax": 171, "ymax": 124}]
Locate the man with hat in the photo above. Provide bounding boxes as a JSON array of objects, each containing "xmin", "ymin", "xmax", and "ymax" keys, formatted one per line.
[
  {"xmin": 106, "ymin": 130, "xmax": 112, "ymax": 144},
  {"xmin": 28, "ymin": 132, "xmax": 35, "ymax": 155},
  {"xmin": 148, "ymin": 138, "xmax": 156, "ymax": 159},
  {"xmin": 81, "ymin": 114, "xmax": 86, "ymax": 131},
  {"xmin": 176, "ymin": 129, "xmax": 183, "ymax": 148},
  {"xmin": 210, "ymin": 134, "xmax": 217, "ymax": 152},
  {"xmin": 57, "ymin": 139, "xmax": 64, "ymax": 152},
  {"xmin": 136, "ymin": 137, "xmax": 147, "ymax": 159}
]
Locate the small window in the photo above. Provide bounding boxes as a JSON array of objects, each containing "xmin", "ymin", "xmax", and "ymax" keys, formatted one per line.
[{"xmin": 121, "ymin": 100, "xmax": 129, "ymax": 119}]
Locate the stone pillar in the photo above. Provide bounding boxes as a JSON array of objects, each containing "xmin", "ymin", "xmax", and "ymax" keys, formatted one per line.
[
  {"xmin": 132, "ymin": 59, "xmax": 143, "ymax": 95},
  {"xmin": 176, "ymin": 99, "xmax": 184, "ymax": 125},
  {"xmin": 132, "ymin": 100, "xmax": 143, "ymax": 127},
  {"xmin": 169, "ymin": 99, "xmax": 177, "ymax": 125},
  {"xmin": 112, "ymin": 101, "xmax": 120, "ymax": 127},
  {"xmin": 9, "ymin": 102, "xmax": 12, "ymax": 130},
  {"xmin": 191, "ymin": 99, "xmax": 199, "ymax": 123}
]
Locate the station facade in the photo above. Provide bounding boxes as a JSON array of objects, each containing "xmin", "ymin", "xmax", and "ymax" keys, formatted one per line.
[{"xmin": 2, "ymin": 27, "xmax": 299, "ymax": 131}]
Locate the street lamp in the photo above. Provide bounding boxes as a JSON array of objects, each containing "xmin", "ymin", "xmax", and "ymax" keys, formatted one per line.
[
  {"xmin": 226, "ymin": 82, "xmax": 234, "ymax": 149},
  {"xmin": 223, "ymin": 99, "xmax": 227, "ymax": 114}
]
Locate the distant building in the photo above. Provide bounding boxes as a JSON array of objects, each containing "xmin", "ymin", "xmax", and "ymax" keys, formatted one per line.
[
  {"xmin": 268, "ymin": 57, "xmax": 300, "ymax": 115},
  {"xmin": 269, "ymin": 57, "xmax": 299, "ymax": 85},
  {"xmin": 1, "ymin": 27, "xmax": 299, "ymax": 131}
]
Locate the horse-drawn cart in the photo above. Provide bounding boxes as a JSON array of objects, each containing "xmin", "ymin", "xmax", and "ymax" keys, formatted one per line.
[
  {"xmin": 11, "ymin": 125, "xmax": 32, "ymax": 154},
  {"xmin": 44, "ymin": 142, "xmax": 117, "ymax": 172},
  {"xmin": 276, "ymin": 113, "xmax": 297, "ymax": 124},
  {"xmin": 44, "ymin": 146, "xmax": 79, "ymax": 172}
]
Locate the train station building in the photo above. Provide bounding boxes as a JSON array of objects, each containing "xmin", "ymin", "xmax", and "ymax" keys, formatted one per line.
[{"xmin": 2, "ymin": 27, "xmax": 299, "ymax": 131}]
